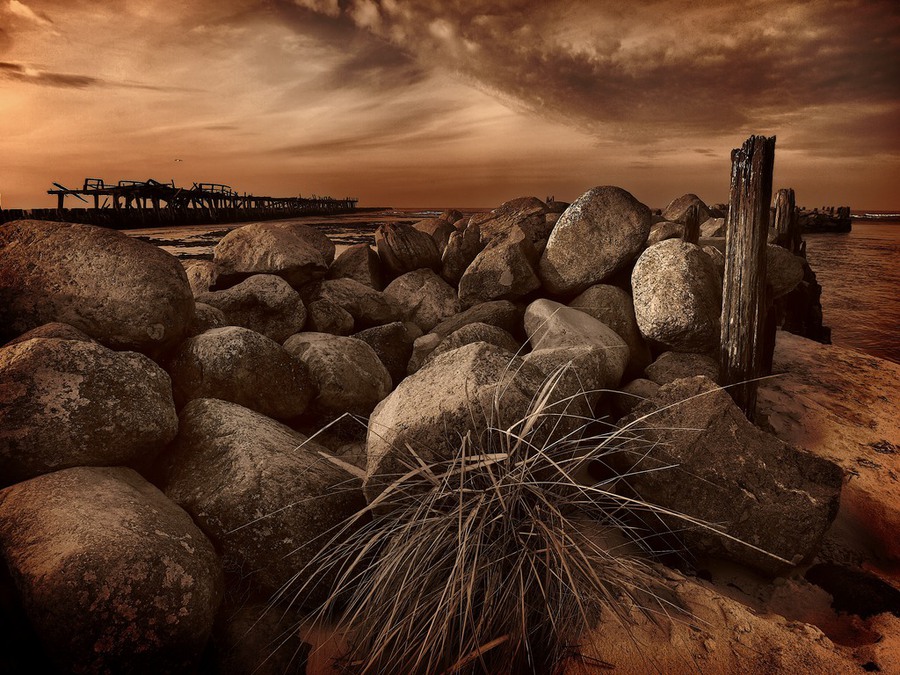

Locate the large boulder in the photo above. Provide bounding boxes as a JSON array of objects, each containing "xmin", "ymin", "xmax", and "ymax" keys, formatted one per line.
[
  {"xmin": 0, "ymin": 466, "xmax": 222, "ymax": 674},
  {"xmin": 327, "ymin": 243, "xmax": 383, "ymax": 290},
  {"xmin": 700, "ymin": 217, "xmax": 726, "ymax": 238},
  {"xmin": 353, "ymin": 322, "xmax": 416, "ymax": 388},
  {"xmin": 614, "ymin": 376, "xmax": 843, "ymax": 574},
  {"xmin": 413, "ymin": 218, "xmax": 456, "ymax": 254},
  {"xmin": 766, "ymin": 244, "xmax": 805, "ymax": 298},
  {"xmin": 662, "ymin": 193, "xmax": 712, "ymax": 224},
  {"xmin": 300, "ymin": 278, "xmax": 400, "ymax": 330},
  {"xmin": 430, "ymin": 300, "xmax": 523, "ymax": 340},
  {"xmin": 422, "ymin": 322, "xmax": 520, "ymax": 369},
  {"xmin": 539, "ymin": 187, "xmax": 652, "ymax": 296},
  {"xmin": 441, "ymin": 222, "xmax": 485, "ymax": 285},
  {"xmin": 374, "ymin": 222, "xmax": 441, "ymax": 278},
  {"xmin": 469, "ymin": 197, "xmax": 548, "ymax": 244},
  {"xmin": 366, "ymin": 342, "xmax": 583, "ymax": 499},
  {"xmin": 3, "ymin": 321, "xmax": 92, "ymax": 347},
  {"xmin": 458, "ymin": 226, "xmax": 541, "ymax": 307},
  {"xmin": 646, "ymin": 221, "xmax": 682, "ymax": 245},
  {"xmin": 383, "ymin": 269, "xmax": 461, "ymax": 333},
  {"xmin": 631, "ymin": 239, "xmax": 722, "ymax": 353},
  {"xmin": 0, "ymin": 220, "xmax": 194, "ymax": 354},
  {"xmin": 283, "ymin": 333, "xmax": 392, "ymax": 416},
  {"xmin": 162, "ymin": 399, "xmax": 366, "ymax": 603},
  {"xmin": 213, "ymin": 222, "xmax": 335, "ymax": 288},
  {"xmin": 569, "ymin": 284, "xmax": 652, "ymax": 378},
  {"xmin": 196, "ymin": 274, "xmax": 307, "ymax": 343},
  {"xmin": 644, "ymin": 351, "xmax": 720, "ymax": 385},
  {"xmin": 610, "ymin": 377, "xmax": 660, "ymax": 418},
  {"xmin": 167, "ymin": 326, "xmax": 312, "ymax": 420},
  {"xmin": 306, "ymin": 298, "xmax": 354, "ymax": 335},
  {"xmin": 523, "ymin": 299, "xmax": 629, "ymax": 388},
  {"xmin": 188, "ymin": 302, "xmax": 227, "ymax": 336},
  {"xmin": 183, "ymin": 259, "xmax": 219, "ymax": 296},
  {"xmin": 0, "ymin": 336, "xmax": 177, "ymax": 487}
]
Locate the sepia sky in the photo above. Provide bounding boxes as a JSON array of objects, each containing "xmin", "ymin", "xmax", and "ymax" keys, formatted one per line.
[{"xmin": 1, "ymin": 0, "xmax": 898, "ymax": 209}]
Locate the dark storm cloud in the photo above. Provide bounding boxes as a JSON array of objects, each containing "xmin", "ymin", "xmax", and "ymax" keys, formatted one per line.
[{"xmin": 283, "ymin": 0, "xmax": 900, "ymax": 143}]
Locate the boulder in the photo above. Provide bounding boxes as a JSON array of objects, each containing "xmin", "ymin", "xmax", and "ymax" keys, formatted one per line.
[
  {"xmin": 662, "ymin": 193, "xmax": 712, "ymax": 224},
  {"xmin": 0, "ymin": 337, "xmax": 177, "ymax": 487},
  {"xmin": 767, "ymin": 244, "xmax": 805, "ymax": 298},
  {"xmin": 405, "ymin": 333, "xmax": 444, "ymax": 375},
  {"xmin": 430, "ymin": 300, "xmax": 523, "ymax": 340},
  {"xmin": 366, "ymin": 342, "xmax": 584, "ymax": 500},
  {"xmin": 327, "ymin": 243, "xmax": 383, "ymax": 290},
  {"xmin": 610, "ymin": 378, "xmax": 660, "ymax": 418},
  {"xmin": 703, "ymin": 245, "xmax": 726, "ymax": 281},
  {"xmin": 3, "ymin": 322, "xmax": 92, "ymax": 347},
  {"xmin": 196, "ymin": 274, "xmax": 307, "ymax": 343},
  {"xmin": 423, "ymin": 322, "xmax": 520, "ymax": 368},
  {"xmin": 383, "ymin": 269, "xmax": 461, "ymax": 333},
  {"xmin": 183, "ymin": 259, "xmax": 219, "ymax": 296},
  {"xmin": 306, "ymin": 298, "xmax": 354, "ymax": 335},
  {"xmin": 374, "ymin": 222, "xmax": 441, "ymax": 278},
  {"xmin": 0, "ymin": 466, "xmax": 222, "ymax": 673},
  {"xmin": 283, "ymin": 333, "xmax": 392, "ymax": 416},
  {"xmin": 301, "ymin": 278, "xmax": 400, "ymax": 330},
  {"xmin": 569, "ymin": 285, "xmax": 652, "ymax": 378},
  {"xmin": 523, "ymin": 299, "xmax": 629, "ymax": 388},
  {"xmin": 440, "ymin": 209, "xmax": 464, "ymax": 223},
  {"xmin": 644, "ymin": 351, "xmax": 720, "ymax": 386},
  {"xmin": 523, "ymin": 346, "xmax": 613, "ymax": 410},
  {"xmin": 413, "ymin": 217, "xmax": 456, "ymax": 254},
  {"xmin": 0, "ymin": 220, "xmax": 194, "ymax": 354},
  {"xmin": 458, "ymin": 226, "xmax": 541, "ymax": 307},
  {"xmin": 539, "ymin": 186, "xmax": 652, "ymax": 296},
  {"xmin": 441, "ymin": 222, "xmax": 485, "ymax": 285},
  {"xmin": 646, "ymin": 221, "xmax": 682, "ymax": 245},
  {"xmin": 632, "ymin": 239, "xmax": 722, "ymax": 353},
  {"xmin": 353, "ymin": 322, "xmax": 416, "ymax": 388},
  {"xmin": 213, "ymin": 222, "xmax": 334, "ymax": 288},
  {"xmin": 615, "ymin": 376, "xmax": 843, "ymax": 574},
  {"xmin": 162, "ymin": 399, "xmax": 366, "ymax": 603},
  {"xmin": 469, "ymin": 197, "xmax": 548, "ymax": 244},
  {"xmin": 700, "ymin": 217, "xmax": 726, "ymax": 238},
  {"xmin": 189, "ymin": 302, "xmax": 227, "ymax": 336},
  {"xmin": 168, "ymin": 326, "xmax": 312, "ymax": 420}
]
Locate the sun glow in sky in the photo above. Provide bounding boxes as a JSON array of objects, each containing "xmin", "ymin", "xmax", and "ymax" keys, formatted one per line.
[{"xmin": 0, "ymin": 0, "xmax": 898, "ymax": 209}]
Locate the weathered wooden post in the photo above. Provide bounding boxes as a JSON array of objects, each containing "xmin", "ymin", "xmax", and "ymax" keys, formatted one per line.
[
  {"xmin": 773, "ymin": 188, "xmax": 801, "ymax": 254},
  {"xmin": 720, "ymin": 135, "xmax": 776, "ymax": 420},
  {"xmin": 682, "ymin": 204, "xmax": 701, "ymax": 244}
]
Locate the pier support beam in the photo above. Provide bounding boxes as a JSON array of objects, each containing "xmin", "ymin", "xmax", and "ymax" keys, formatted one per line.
[{"xmin": 720, "ymin": 135, "xmax": 776, "ymax": 421}]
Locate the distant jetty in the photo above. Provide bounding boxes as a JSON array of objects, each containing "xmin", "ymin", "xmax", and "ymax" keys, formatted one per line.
[
  {"xmin": 797, "ymin": 205, "xmax": 852, "ymax": 233},
  {"xmin": 0, "ymin": 178, "xmax": 358, "ymax": 230}
]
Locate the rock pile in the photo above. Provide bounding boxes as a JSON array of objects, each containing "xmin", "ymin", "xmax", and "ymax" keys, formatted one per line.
[{"xmin": 1, "ymin": 187, "xmax": 886, "ymax": 673}]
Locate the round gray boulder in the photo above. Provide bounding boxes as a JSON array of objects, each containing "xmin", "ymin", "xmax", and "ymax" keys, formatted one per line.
[
  {"xmin": 383, "ymin": 269, "xmax": 461, "ymax": 333},
  {"xmin": 539, "ymin": 186, "xmax": 652, "ymax": 296}
]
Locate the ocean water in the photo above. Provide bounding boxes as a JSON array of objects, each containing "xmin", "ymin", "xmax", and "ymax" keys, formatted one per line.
[{"xmin": 126, "ymin": 210, "xmax": 900, "ymax": 365}]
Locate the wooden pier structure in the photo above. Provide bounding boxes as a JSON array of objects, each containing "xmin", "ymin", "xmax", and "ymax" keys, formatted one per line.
[{"xmin": 0, "ymin": 178, "xmax": 358, "ymax": 229}]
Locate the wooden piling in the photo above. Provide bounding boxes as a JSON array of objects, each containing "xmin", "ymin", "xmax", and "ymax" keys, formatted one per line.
[
  {"xmin": 719, "ymin": 135, "xmax": 776, "ymax": 420},
  {"xmin": 682, "ymin": 204, "xmax": 701, "ymax": 244},
  {"xmin": 773, "ymin": 188, "xmax": 801, "ymax": 254}
]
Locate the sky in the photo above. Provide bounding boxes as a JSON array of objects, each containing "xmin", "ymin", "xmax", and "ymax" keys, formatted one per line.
[{"xmin": 0, "ymin": 0, "xmax": 898, "ymax": 209}]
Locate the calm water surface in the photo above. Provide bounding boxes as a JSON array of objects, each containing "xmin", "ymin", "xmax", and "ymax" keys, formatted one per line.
[{"xmin": 127, "ymin": 211, "xmax": 900, "ymax": 364}]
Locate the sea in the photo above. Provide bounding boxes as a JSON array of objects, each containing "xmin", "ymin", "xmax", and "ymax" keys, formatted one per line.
[{"xmin": 126, "ymin": 209, "xmax": 900, "ymax": 365}]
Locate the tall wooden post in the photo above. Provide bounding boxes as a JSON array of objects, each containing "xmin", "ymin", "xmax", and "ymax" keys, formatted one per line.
[
  {"xmin": 682, "ymin": 204, "xmax": 701, "ymax": 244},
  {"xmin": 773, "ymin": 188, "xmax": 800, "ymax": 254},
  {"xmin": 720, "ymin": 135, "xmax": 776, "ymax": 420}
]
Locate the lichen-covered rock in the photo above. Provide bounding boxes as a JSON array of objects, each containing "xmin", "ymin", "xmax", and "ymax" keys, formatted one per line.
[
  {"xmin": 213, "ymin": 221, "xmax": 334, "ymax": 288},
  {"xmin": 383, "ymin": 269, "xmax": 461, "ymax": 333},
  {"xmin": 183, "ymin": 259, "xmax": 219, "ymax": 296},
  {"xmin": 430, "ymin": 300, "xmax": 523, "ymax": 340},
  {"xmin": 615, "ymin": 376, "xmax": 843, "ymax": 574},
  {"xmin": 524, "ymin": 299, "xmax": 629, "ymax": 388},
  {"xmin": 375, "ymin": 222, "xmax": 441, "ymax": 278},
  {"xmin": 610, "ymin": 377, "xmax": 660, "ymax": 418},
  {"xmin": 632, "ymin": 239, "xmax": 722, "ymax": 353},
  {"xmin": 539, "ymin": 187, "xmax": 652, "ymax": 296},
  {"xmin": 469, "ymin": 197, "xmax": 548, "ymax": 244},
  {"xmin": 327, "ymin": 243, "xmax": 383, "ymax": 290},
  {"xmin": 423, "ymin": 322, "xmax": 520, "ymax": 368},
  {"xmin": 0, "ymin": 466, "xmax": 222, "ymax": 674},
  {"xmin": 458, "ymin": 226, "xmax": 541, "ymax": 307},
  {"xmin": 644, "ymin": 351, "xmax": 720, "ymax": 385},
  {"xmin": 0, "ymin": 220, "xmax": 195, "ymax": 354},
  {"xmin": 441, "ymin": 222, "xmax": 485, "ymax": 285},
  {"xmin": 0, "ymin": 337, "xmax": 177, "ymax": 487},
  {"xmin": 413, "ymin": 218, "xmax": 456, "ymax": 255},
  {"xmin": 188, "ymin": 302, "xmax": 227, "ymax": 336},
  {"xmin": 162, "ymin": 399, "xmax": 366, "ymax": 604},
  {"xmin": 353, "ymin": 322, "xmax": 416, "ymax": 388},
  {"xmin": 168, "ymin": 326, "xmax": 312, "ymax": 420},
  {"xmin": 197, "ymin": 274, "xmax": 307, "ymax": 343},
  {"xmin": 569, "ymin": 284, "xmax": 651, "ymax": 379},
  {"xmin": 3, "ymin": 322, "xmax": 92, "ymax": 347},
  {"xmin": 283, "ymin": 333, "xmax": 392, "ymax": 416},
  {"xmin": 300, "ymin": 278, "xmax": 400, "ymax": 330}
]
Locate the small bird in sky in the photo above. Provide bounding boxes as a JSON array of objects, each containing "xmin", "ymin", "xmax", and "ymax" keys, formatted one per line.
[{"xmin": 174, "ymin": 158, "xmax": 183, "ymax": 162}]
